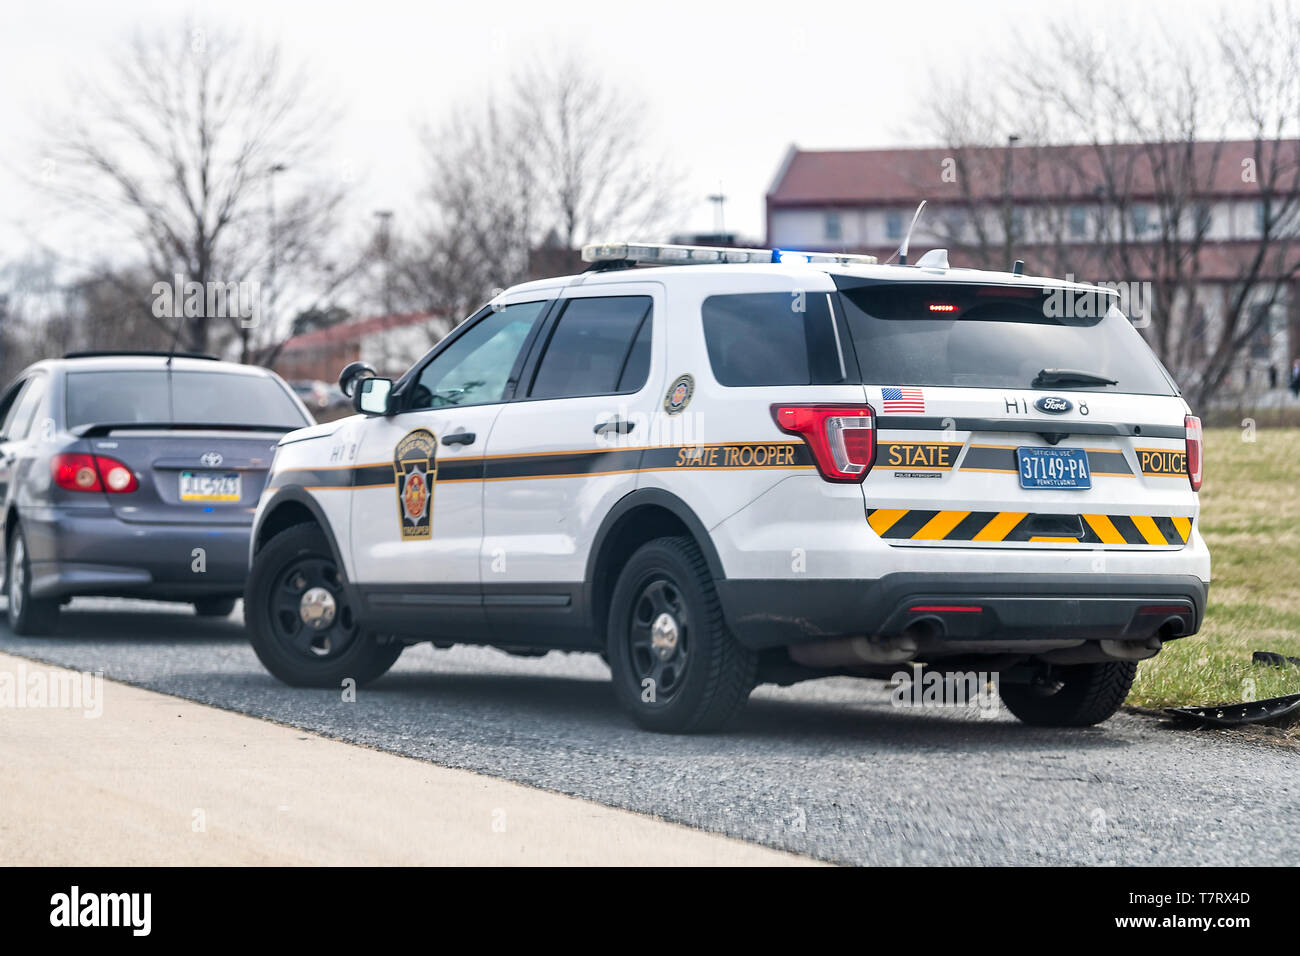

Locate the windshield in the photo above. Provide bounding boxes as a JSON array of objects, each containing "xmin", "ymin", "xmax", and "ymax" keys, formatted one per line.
[
  {"xmin": 836, "ymin": 281, "xmax": 1178, "ymax": 396},
  {"xmin": 65, "ymin": 370, "xmax": 309, "ymax": 429}
]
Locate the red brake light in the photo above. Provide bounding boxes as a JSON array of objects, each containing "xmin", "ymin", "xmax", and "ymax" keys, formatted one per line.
[
  {"xmin": 771, "ymin": 404, "xmax": 875, "ymax": 482},
  {"xmin": 927, "ymin": 303, "xmax": 957, "ymax": 312},
  {"xmin": 51, "ymin": 453, "xmax": 138, "ymax": 493},
  {"xmin": 1185, "ymin": 414, "xmax": 1203, "ymax": 491},
  {"xmin": 98, "ymin": 456, "xmax": 139, "ymax": 493}
]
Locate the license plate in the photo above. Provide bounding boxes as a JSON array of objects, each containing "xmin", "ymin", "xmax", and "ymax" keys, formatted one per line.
[
  {"xmin": 180, "ymin": 471, "xmax": 241, "ymax": 502},
  {"xmin": 1016, "ymin": 447, "xmax": 1091, "ymax": 489}
]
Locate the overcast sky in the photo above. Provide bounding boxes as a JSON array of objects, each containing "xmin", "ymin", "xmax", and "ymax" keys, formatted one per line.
[{"xmin": 0, "ymin": 0, "xmax": 1245, "ymax": 266}]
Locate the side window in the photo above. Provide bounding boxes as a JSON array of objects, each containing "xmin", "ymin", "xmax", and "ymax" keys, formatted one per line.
[
  {"xmin": 701, "ymin": 293, "xmax": 845, "ymax": 387},
  {"xmin": 407, "ymin": 301, "xmax": 548, "ymax": 410},
  {"xmin": 4, "ymin": 375, "xmax": 47, "ymax": 441},
  {"xmin": 528, "ymin": 296, "xmax": 652, "ymax": 400},
  {"xmin": 0, "ymin": 380, "xmax": 26, "ymax": 438}
]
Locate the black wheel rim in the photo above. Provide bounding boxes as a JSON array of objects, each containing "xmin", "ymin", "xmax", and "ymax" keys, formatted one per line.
[
  {"xmin": 268, "ymin": 555, "xmax": 357, "ymax": 660},
  {"xmin": 628, "ymin": 575, "xmax": 690, "ymax": 704}
]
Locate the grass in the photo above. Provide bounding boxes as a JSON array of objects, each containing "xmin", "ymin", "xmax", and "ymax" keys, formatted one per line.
[{"xmin": 1127, "ymin": 427, "xmax": 1300, "ymax": 721}]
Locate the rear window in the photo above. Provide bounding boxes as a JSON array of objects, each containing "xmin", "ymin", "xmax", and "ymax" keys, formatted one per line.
[
  {"xmin": 65, "ymin": 370, "xmax": 308, "ymax": 429},
  {"xmin": 836, "ymin": 282, "xmax": 1177, "ymax": 395},
  {"xmin": 702, "ymin": 292, "xmax": 848, "ymax": 386}
]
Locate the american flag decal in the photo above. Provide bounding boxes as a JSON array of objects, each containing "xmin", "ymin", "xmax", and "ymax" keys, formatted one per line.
[{"xmin": 881, "ymin": 386, "xmax": 925, "ymax": 413}]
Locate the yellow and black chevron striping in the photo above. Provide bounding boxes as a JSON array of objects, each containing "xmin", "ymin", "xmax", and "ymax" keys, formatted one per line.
[{"xmin": 867, "ymin": 508, "xmax": 1192, "ymax": 546}]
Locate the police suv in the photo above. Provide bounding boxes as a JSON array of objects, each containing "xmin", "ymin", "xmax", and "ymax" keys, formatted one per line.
[{"xmin": 246, "ymin": 241, "xmax": 1209, "ymax": 733}]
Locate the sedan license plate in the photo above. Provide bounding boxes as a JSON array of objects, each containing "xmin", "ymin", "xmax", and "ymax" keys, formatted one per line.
[
  {"xmin": 180, "ymin": 471, "xmax": 242, "ymax": 502},
  {"xmin": 1016, "ymin": 447, "xmax": 1091, "ymax": 490}
]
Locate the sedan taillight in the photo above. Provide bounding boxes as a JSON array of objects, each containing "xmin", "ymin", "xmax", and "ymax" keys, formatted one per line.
[
  {"xmin": 51, "ymin": 453, "xmax": 139, "ymax": 493},
  {"xmin": 771, "ymin": 404, "xmax": 875, "ymax": 482},
  {"xmin": 1185, "ymin": 414, "xmax": 1203, "ymax": 492}
]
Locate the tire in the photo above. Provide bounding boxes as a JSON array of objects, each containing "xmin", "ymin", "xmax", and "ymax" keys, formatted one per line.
[
  {"xmin": 606, "ymin": 536, "xmax": 756, "ymax": 733},
  {"xmin": 245, "ymin": 523, "xmax": 402, "ymax": 687},
  {"xmin": 999, "ymin": 661, "xmax": 1137, "ymax": 727},
  {"xmin": 5, "ymin": 523, "xmax": 59, "ymax": 636},
  {"xmin": 193, "ymin": 597, "xmax": 237, "ymax": 618}
]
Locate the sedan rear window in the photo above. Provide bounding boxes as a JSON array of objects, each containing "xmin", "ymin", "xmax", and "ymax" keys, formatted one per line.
[
  {"xmin": 65, "ymin": 370, "xmax": 309, "ymax": 429},
  {"xmin": 836, "ymin": 282, "xmax": 1177, "ymax": 395}
]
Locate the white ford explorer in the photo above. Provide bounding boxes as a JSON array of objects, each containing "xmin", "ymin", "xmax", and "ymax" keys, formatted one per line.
[{"xmin": 245, "ymin": 241, "xmax": 1210, "ymax": 733}]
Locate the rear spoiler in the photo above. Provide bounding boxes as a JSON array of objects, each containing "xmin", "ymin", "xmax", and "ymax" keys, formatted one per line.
[{"xmin": 72, "ymin": 422, "xmax": 298, "ymax": 438}]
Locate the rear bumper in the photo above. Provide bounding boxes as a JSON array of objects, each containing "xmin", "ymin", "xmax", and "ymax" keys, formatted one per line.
[
  {"xmin": 22, "ymin": 509, "xmax": 251, "ymax": 600},
  {"xmin": 716, "ymin": 572, "xmax": 1209, "ymax": 650}
]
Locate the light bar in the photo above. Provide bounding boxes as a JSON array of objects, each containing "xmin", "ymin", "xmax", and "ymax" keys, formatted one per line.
[{"xmin": 582, "ymin": 241, "xmax": 878, "ymax": 267}]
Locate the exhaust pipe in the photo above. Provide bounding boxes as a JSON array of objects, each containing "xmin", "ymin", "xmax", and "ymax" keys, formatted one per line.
[{"xmin": 789, "ymin": 621, "xmax": 937, "ymax": 669}]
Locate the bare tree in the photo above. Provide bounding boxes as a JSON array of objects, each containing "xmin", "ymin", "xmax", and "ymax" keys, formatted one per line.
[
  {"xmin": 921, "ymin": 5, "xmax": 1300, "ymax": 408},
  {"xmin": 40, "ymin": 25, "xmax": 347, "ymax": 361},
  {"xmin": 398, "ymin": 56, "xmax": 680, "ymax": 333},
  {"xmin": 515, "ymin": 55, "xmax": 677, "ymax": 250}
]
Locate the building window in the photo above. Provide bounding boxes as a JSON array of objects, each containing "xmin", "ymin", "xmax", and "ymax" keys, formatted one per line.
[
  {"xmin": 1130, "ymin": 204, "xmax": 1150, "ymax": 237},
  {"xmin": 1068, "ymin": 206, "xmax": 1088, "ymax": 239},
  {"xmin": 825, "ymin": 211, "xmax": 842, "ymax": 242},
  {"xmin": 1194, "ymin": 203, "xmax": 1212, "ymax": 237},
  {"xmin": 1009, "ymin": 207, "xmax": 1025, "ymax": 239},
  {"xmin": 885, "ymin": 210, "xmax": 904, "ymax": 240}
]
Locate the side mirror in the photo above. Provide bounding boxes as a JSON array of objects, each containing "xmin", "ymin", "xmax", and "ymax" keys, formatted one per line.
[
  {"xmin": 338, "ymin": 361, "xmax": 377, "ymax": 398},
  {"xmin": 354, "ymin": 377, "xmax": 393, "ymax": 416}
]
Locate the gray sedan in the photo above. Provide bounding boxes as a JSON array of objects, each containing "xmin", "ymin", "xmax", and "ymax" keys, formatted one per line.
[{"xmin": 0, "ymin": 351, "xmax": 314, "ymax": 634}]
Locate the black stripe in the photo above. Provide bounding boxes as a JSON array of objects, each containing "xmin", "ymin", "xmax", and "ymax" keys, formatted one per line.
[
  {"xmin": 353, "ymin": 464, "xmax": 396, "ymax": 485},
  {"xmin": 1108, "ymin": 514, "xmax": 1143, "ymax": 544},
  {"xmin": 960, "ymin": 447, "xmax": 1017, "ymax": 471},
  {"xmin": 878, "ymin": 509, "xmax": 939, "ymax": 539},
  {"xmin": 268, "ymin": 468, "xmax": 353, "ymax": 490},
  {"xmin": 876, "ymin": 416, "xmax": 1184, "ymax": 439},
  {"xmin": 1152, "ymin": 515, "xmax": 1182, "ymax": 544},
  {"xmin": 640, "ymin": 443, "xmax": 813, "ymax": 471},
  {"xmin": 1086, "ymin": 450, "xmax": 1132, "ymax": 475},
  {"xmin": 948, "ymin": 511, "xmax": 1001, "ymax": 540},
  {"xmin": 485, "ymin": 449, "xmax": 643, "ymax": 480},
  {"xmin": 997, "ymin": 514, "xmax": 1034, "ymax": 541}
]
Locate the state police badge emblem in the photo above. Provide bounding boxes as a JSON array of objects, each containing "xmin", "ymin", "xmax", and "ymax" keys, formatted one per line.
[{"xmin": 393, "ymin": 428, "xmax": 437, "ymax": 540}]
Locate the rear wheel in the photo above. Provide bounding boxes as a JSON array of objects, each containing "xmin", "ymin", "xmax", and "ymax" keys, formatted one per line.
[
  {"xmin": 246, "ymin": 524, "xmax": 402, "ymax": 687},
  {"xmin": 5, "ymin": 523, "xmax": 59, "ymax": 636},
  {"xmin": 607, "ymin": 536, "xmax": 756, "ymax": 733},
  {"xmin": 999, "ymin": 661, "xmax": 1137, "ymax": 727},
  {"xmin": 193, "ymin": 597, "xmax": 237, "ymax": 618}
]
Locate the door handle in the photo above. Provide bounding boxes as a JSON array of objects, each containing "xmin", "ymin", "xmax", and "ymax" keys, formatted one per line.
[
  {"xmin": 594, "ymin": 419, "xmax": 634, "ymax": 436},
  {"xmin": 441, "ymin": 432, "xmax": 476, "ymax": 446}
]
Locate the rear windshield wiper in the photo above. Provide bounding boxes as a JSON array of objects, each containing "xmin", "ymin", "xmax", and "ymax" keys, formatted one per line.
[{"xmin": 1032, "ymin": 368, "xmax": 1119, "ymax": 388}]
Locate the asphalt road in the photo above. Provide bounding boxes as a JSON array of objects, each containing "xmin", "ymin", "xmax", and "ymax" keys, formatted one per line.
[{"xmin": 3, "ymin": 597, "xmax": 1296, "ymax": 866}]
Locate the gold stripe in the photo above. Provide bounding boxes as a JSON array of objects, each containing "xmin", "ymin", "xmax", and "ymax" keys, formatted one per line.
[
  {"xmin": 1171, "ymin": 516, "xmax": 1192, "ymax": 542},
  {"xmin": 972, "ymin": 511, "xmax": 1027, "ymax": 541},
  {"xmin": 868, "ymin": 509, "xmax": 909, "ymax": 535},
  {"xmin": 1082, "ymin": 514, "xmax": 1126, "ymax": 544},
  {"xmin": 913, "ymin": 510, "xmax": 971, "ymax": 540},
  {"xmin": 1130, "ymin": 514, "xmax": 1168, "ymax": 545}
]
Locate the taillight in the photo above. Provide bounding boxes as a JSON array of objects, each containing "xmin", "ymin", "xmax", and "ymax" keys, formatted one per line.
[
  {"xmin": 1185, "ymin": 414, "xmax": 1203, "ymax": 491},
  {"xmin": 51, "ymin": 453, "xmax": 138, "ymax": 493},
  {"xmin": 771, "ymin": 404, "xmax": 875, "ymax": 482}
]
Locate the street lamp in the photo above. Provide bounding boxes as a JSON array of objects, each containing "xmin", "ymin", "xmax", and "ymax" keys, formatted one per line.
[
  {"xmin": 374, "ymin": 209, "xmax": 394, "ymax": 316},
  {"xmin": 267, "ymin": 163, "xmax": 288, "ymax": 338}
]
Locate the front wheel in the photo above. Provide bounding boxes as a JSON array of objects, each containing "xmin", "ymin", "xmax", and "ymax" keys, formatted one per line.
[
  {"xmin": 999, "ymin": 661, "xmax": 1137, "ymax": 727},
  {"xmin": 5, "ymin": 523, "xmax": 59, "ymax": 636},
  {"xmin": 245, "ymin": 524, "xmax": 402, "ymax": 687},
  {"xmin": 606, "ymin": 537, "xmax": 756, "ymax": 733}
]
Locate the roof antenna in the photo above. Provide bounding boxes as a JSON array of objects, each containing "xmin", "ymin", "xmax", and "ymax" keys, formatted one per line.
[{"xmin": 896, "ymin": 200, "xmax": 927, "ymax": 266}]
